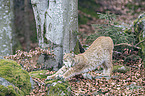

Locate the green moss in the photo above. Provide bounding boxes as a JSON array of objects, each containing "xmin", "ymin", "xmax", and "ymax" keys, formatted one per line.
[
  {"xmin": 29, "ymin": 70, "xmax": 48, "ymax": 79},
  {"xmin": 124, "ymin": 28, "xmax": 132, "ymax": 34},
  {"xmin": 78, "ymin": 0, "xmax": 100, "ymax": 25},
  {"xmin": 45, "ymin": 79, "xmax": 60, "ymax": 84},
  {"xmin": 79, "ymin": 0, "xmax": 100, "ymax": 17},
  {"xmin": 0, "ymin": 85, "xmax": 24, "ymax": 96},
  {"xmin": 0, "ymin": 85, "xmax": 17, "ymax": 96},
  {"xmin": 79, "ymin": 6, "xmax": 99, "ymax": 18},
  {"xmin": 78, "ymin": 15, "xmax": 89, "ymax": 25},
  {"xmin": 0, "ymin": 59, "xmax": 31, "ymax": 95},
  {"xmin": 12, "ymin": 40, "xmax": 22, "ymax": 54},
  {"xmin": 125, "ymin": 2, "xmax": 144, "ymax": 12},
  {"xmin": 74, "ymin": 39, "xmax": 80, "ymax": 55},
  {"xmin": 124, "ymin": 55, "xmax": 141, "ymax": 64},
  {"xmin": 113, "ymin": 65, "xmax": 130, "ymax": 73},
  {"xmin": 46, "ymin": 80, "xmax": 71, "ymax": 96}
]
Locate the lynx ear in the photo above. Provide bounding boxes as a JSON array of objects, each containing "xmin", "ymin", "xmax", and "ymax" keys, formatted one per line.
[
  {"xmin": 70, "ymin": 51, "xmax": 75, "ymax": 57},
  {"xmin": 71, "ymin": 52, "xmax": 75, "ymax": 57},
  {"xmin": 64, "ymin": 52, "xmax": 67, "ymax": 55}
]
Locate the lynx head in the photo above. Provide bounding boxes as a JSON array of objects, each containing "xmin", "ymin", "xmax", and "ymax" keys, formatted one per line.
[{"xmin": 63, "ymin": 53, "xmax": 75, "ymax": 67}]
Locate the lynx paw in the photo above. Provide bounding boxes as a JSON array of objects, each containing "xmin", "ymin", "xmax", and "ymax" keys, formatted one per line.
[
  {"xmin": 46, "ymin": 75, "xmax": 67, "ymax": 81},
  {"xmin": 56, "ymin": 75, "xmax": 64, "ymax": 80},
  {"xmin": 46, "ymin": 76, "xmax": 53, "ymax": 80},
  {"xmin": 100, "ymin": 72, "xmax": 111, "ymax": 77}
]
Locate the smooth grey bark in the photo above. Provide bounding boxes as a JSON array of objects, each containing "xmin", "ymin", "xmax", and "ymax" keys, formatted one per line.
[
  {"xmin": 31, "ymin": 0, "xmax": 78, "ymax": 70},
  {"xmin": 0, "ymin": 0, "xmax": 14, "ymax": 56},
  {"xmin": 31, "ymin": 0, "xmax": 48, "ymax": 48}
]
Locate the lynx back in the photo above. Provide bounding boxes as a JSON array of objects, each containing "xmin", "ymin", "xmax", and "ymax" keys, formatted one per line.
[{"xmin": 46, "ymin": 36, "xmax": 114, "ymax": 80}]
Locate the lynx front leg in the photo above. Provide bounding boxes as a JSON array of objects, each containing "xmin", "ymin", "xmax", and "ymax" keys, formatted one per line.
[
  {"xmin": 61, "ymin": 67, "xmax": 75, "ymax": 80},
  {"xmin": 62, "ymin": 63, "xmax": 90, "ymax": 80},
  {"xmin": 101, "ymin": 62, "xmax": 107, "ymax": 76},
  {"xmin": 105, "ymin": 65, "xmax": 113, "ymax": 76},
  {"xmin": 46, "ymin": 66, "xmax": 67, "ymax": 80},
  {"xmin": 102, "ymin": 60, "xmax": 113, "ymax": 76}
]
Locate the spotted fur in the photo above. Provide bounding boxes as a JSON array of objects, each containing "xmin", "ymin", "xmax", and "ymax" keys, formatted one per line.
[{"xmin": 47, "ymin": 36, "xmax": 114, "ymax": 80}]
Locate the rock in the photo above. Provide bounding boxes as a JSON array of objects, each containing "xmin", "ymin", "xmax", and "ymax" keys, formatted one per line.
[
  {"xmin": 0, "ymin": 77, "xmax": 15, "ymax": 87},
  {"xmin": 37, "ymin": 54, "xmax": 58, "ymax": 71},
  {"xmin": 0, "ymin": 59, "xmax": 31, "ymax": 96},
  {"xmin": 0, "ymin": 85, "xmax": 24, "ymax": 96},
  {"xmin": 0, "ymin": 56, "xmax": 4, "ymax": 59},
  {"xmin": 30, "ymin": 77, "xmax": 35, "ymax": 89},
  {"xmin": 30, "ymin": 70, "xmax": 72, "ymax": 95},
  {"xmin": 45, "ymin": 80, "xmax": 71, "ymax": 96},
  {"xmin": 29, "ymin": 70, "xmax": 71, "ymax": 95},
  {"xmin": 29, "ymin": 70, "xmax": 48, "ymax": 79},
  {"xmin": 118, "ymin": 66, "xmax": 126, "ymax": 70},
  {"xmin": 112, "ymin": 65, "xmax": 130, "ymax": 73}
]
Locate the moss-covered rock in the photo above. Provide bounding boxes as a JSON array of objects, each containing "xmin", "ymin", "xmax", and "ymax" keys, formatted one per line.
[
  {"xmin": 29, "ymin": 70, "xmax": 71, "ymax": 96},
  {"xmin": 45, "ymin": 80, "xmax": 71, "ymax": 96},
  {"xmin": 113, "ymin": 65, "xmax": 130, "ymax": 73},
  {"xmin": 0, "ymin": 85, "xmax": 24, "ymax": 96},
  {"xmin": 29, "ymin": 70, "xmax": 48, "ymax": 79},
  {"xmin": 0, "ymin": 59, "xmax": 31, "ymax": 95}
]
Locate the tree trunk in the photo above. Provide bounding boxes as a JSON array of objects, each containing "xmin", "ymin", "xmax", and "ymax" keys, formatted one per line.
[
  {"xmin": 0, "ymin": 0, "xmax": 14, "ymax": 57},
  {"xmin": 24, "ymin": 0, "xmax": 30, "ymax": 51},
  {"xmin": 31, "ymin": 0, "xmax": 78, "ymax": 70}
]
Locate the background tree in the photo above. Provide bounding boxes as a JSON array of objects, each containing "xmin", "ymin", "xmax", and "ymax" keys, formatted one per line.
[
  {"xmin": 24, "ymin": 0, "xmax": 30, "ymax": 51},
  {"xmin": 31, "ymin": 0, "xmax": 79, "ymax": 70},
  {"xmin": 13, "ymin": 0, "xmax": 36, "ymax": 52},
  {"xmin": 0, "ymin": 0, "xmax": 14, "ymax": 57}
]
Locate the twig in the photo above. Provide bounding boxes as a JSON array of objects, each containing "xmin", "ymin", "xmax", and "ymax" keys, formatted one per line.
[
  {"xmin": 114, "ymin": 43, "xmax": 141, "ymax": 49},
  {"xmin": 135, "ymin": 39, "xmax": 145, "ymax": 46},
  {"xmin": 113, "ymin": 51, "xmax": 122, "ymax": 54},
  {"xmin": 33, "ymin": 78, "xmax": 45, "ymax": 86}
]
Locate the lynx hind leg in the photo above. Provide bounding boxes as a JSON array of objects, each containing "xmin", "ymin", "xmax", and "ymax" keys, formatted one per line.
[
  {"xmin": 102, "ymin": 60, "xmax": 113, "ymax": 76},
  {"xmin": 101, "ymin": 63, "xmax": 107, "ymax": 75},
  {"xmin": 46, "ymin": 66, "xmax": 67, "ymax": 80},
  {"xmin": 63, "ymin": 63, "xmax": 90, "ymax": 80}
]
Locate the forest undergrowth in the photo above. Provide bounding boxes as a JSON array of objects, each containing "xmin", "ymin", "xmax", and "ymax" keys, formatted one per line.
[{"xmin": 4, "ymin": 47, "xmax": 145, "ymax": 96}]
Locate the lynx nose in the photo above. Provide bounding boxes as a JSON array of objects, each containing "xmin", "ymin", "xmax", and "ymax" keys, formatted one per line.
[{"xmin": 63, "ymin": 60, "xmax": 67, "ymax": 62}]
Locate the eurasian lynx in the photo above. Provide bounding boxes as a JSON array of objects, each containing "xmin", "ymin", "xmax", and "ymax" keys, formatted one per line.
[{"xmin": 47, "ymin": 36, "xmax": 114, "ymax": 80}]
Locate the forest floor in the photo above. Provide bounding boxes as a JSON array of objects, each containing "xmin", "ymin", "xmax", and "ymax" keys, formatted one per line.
[
  {"xmin": 5, "ymin": 48, "xmax": 145, "ymax": 95},
  {"xmin": 27, "ymin": 61, "xmax": 145, "ymax": 96},
  {"xmin": 8, "ymin": 0, "xmax": 145, "ymax": 95}
]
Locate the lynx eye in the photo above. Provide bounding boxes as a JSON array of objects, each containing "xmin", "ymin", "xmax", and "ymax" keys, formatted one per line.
[{"xmin": 63, "ymin": 60, "xmax": 67, "ymax": 62}]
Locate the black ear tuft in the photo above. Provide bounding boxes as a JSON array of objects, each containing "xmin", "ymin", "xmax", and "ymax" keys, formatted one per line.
[
  {"xmin": 70, "ymin": 51, "xmax": 75, "ymax": 57},
  {"xmin": 64, "ymin": 52, "xmax": 66, "ymax": 55},
  {"xmin": 71, "ymin": 52, "xmax": 75, "ymax": 57}
]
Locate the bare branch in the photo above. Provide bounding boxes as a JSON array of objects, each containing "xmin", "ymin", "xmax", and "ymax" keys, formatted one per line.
[
  {"xmin": 114, "ymin": 43, "xmax": 141, "ymax": 49},
  {"xmin": 135, "ymin": 39, "xmax": 145, "ymax": 46}
]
